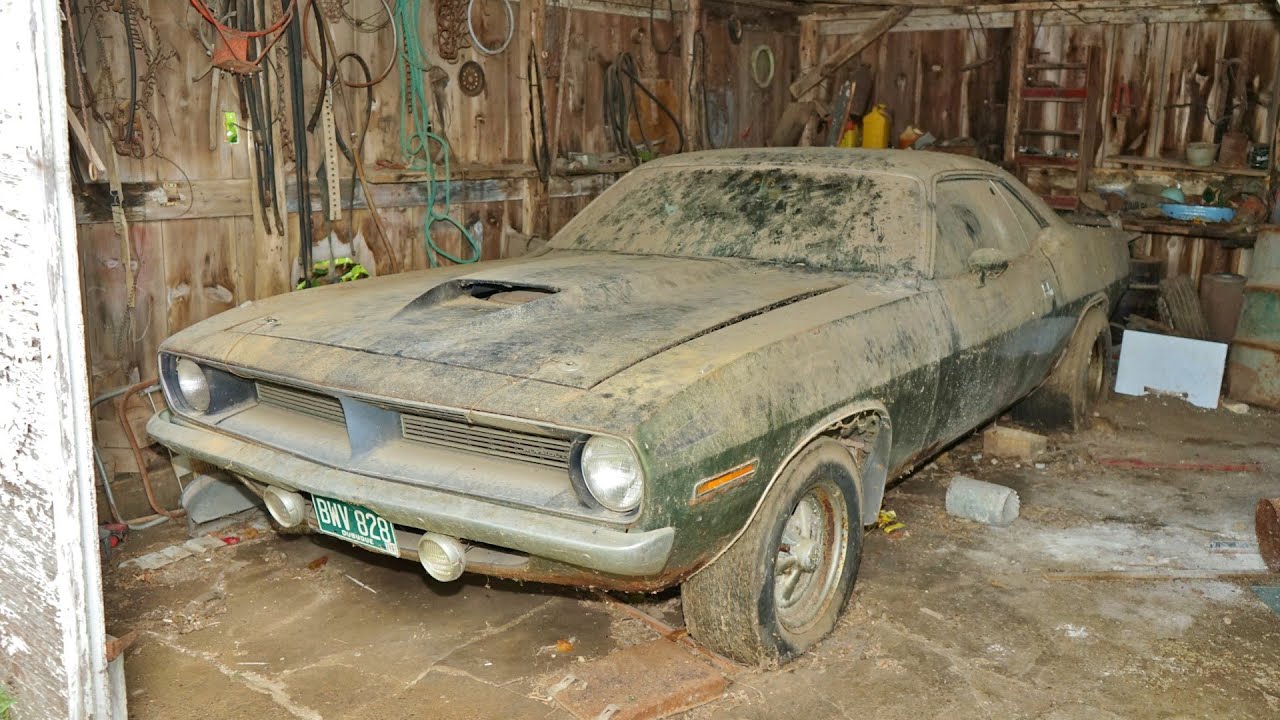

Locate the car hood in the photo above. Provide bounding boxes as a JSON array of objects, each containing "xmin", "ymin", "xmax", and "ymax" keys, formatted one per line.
[{"xmin": 224, "ymin": 251, "xmax": 845, "ymax": 390}]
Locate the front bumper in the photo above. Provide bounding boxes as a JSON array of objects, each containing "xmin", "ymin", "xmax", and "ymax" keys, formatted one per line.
[{"xmin": 147, "ymin": 411, "xmax": 675, "ymax": 577}]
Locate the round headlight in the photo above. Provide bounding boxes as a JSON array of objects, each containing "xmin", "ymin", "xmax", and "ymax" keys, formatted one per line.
[
  {"xmin": 579, "ymin": 436, "xmax": 644, "ymax": 512},
  {"xmin": 175, "ymin": 358, "xmax": 211, "ymax": 412}
]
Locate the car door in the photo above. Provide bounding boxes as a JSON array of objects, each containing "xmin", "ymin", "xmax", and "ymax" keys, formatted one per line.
[{"xmin": 926, "ymin": 175, "xmax": 1060, "ymax": 446}]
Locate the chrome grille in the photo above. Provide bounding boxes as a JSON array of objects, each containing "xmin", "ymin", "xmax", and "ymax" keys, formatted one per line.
[
  {"xmin": 255, "ymin": 382, "xmax": 345, "ymax": 424},
  {"xmin": 401, "ymin": 413, "xmax": 573, "ymax": 469}
]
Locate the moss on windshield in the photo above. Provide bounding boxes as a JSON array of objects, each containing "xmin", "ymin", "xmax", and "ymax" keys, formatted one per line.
[{"xmin": 551, "ymin": 164, "xmax": 925, "ymax": 275}]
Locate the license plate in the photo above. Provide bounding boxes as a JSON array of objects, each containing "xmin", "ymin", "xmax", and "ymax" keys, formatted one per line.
[{"xmin": 312, "ymin": 495, "xmax": 400, "ymax": 556}]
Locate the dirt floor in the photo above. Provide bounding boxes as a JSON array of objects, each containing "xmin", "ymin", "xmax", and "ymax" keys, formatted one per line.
[{"xmin": 104, "ymin": 395, "xmax": 1280, "ymax": 719}]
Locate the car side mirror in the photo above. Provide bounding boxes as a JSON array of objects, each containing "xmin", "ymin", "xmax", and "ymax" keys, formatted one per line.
[{"xmin": 967, "ymin": 247, "xmax": 1010, "ymax": 285}]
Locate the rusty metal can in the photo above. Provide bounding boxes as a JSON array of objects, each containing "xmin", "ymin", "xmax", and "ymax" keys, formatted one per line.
[
  {"xmin": 1257, "ymin": 497, "xmax": 1280, "ymax": 573},
  {"xmin": 1227, "ymin": 229, "xmax": 1280, "ymax": 409}
]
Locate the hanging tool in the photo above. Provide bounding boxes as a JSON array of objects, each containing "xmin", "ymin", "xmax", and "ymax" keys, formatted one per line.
[
  {"xmin": 466, "ymin": 0, "xmax": 514, "ymax": 56},
  {"xmin": 397, "ymin": 0, "xmax": 480, "ymax": 265},
  {"xmin": 528, "ymin": 45, "xmax": 551, "ymax": 182},
  {"xmin": 320, "ymin": 92, "xmax": 343, "ymax": 221},
  {"xmin": 551, "ymin": 0, "xmax": 574, "ymax": 157},
  {"xmin": 458, "ymin": 60, "xmax": 486, "ymax": 97},
  {"xmin": 208, "ymin": 68, "xmax": 222, "ymax": 151},
  {"xmin": 189, "ymin": 0, "xmax": 296, "ymax": 74},
  {"xmin": 603, "ymin": 52, "xmax": 684, "ymax": 162},
  {"xmin": 285, "ymin": 0, "xmax": 315, "ymax": 283}
]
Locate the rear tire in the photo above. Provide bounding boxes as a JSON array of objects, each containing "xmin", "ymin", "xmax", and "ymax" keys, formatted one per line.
[
  {"xmin": 1012, "ymin": 305, "xmax": 1111, "ymax": 432},
  {"xmin": 681, "ymin": 438, "xmax": 863, "ymax": 665}
]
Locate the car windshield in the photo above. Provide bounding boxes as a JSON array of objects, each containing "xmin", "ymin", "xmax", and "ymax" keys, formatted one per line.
[{"xmin": 549, "ymin": 163, "xmax": 926, "ymax": 274}]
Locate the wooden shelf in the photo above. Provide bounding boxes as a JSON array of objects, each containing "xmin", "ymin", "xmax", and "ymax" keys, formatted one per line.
[
  {"xmin": 1105, "ymin": 155, "xmax": 1269, "ymax": 178},
  {"xmin": 1028, "ymin": 62, "xmax": 1087, "ymax": 70},
  {"xmin": 1063, "ymin": 212, "xmax": 1257, "ymax": 244},
  {"xmin": 1024, "ymin": 96, "xmax": 1085, "ymax": 104},
  {"xmin": 1020, "ymin": 128, "xmax": 1083, "ymax": 137},
  {"xmin": 1023, "ymin": 86, "xmax": 1087, "ymax": 100},
  {"xmin": 1014, "ymin": 154, "xmax": 1080, "ymax": 168}
]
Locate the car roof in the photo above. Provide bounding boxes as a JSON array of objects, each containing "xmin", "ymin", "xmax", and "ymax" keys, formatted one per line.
[{"xmin": 645, "ymin": 147, "xmax": 999, "ymax": 182}]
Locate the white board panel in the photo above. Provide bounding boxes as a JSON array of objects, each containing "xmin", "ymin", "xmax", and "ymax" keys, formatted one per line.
[{"xmin": 1114, "ymin": 330, "xmax": 1227, "ymax": 409}]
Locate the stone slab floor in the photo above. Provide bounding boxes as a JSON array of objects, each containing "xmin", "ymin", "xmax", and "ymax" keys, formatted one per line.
[{"xmin": 105, "ymin": 395, "xmax": 1280, "ymax": 719}]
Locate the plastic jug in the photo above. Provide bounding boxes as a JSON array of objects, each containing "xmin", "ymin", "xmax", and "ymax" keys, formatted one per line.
[{"xmin": 861, "ymin": 104, "xmax": 891, "ymax": 149}]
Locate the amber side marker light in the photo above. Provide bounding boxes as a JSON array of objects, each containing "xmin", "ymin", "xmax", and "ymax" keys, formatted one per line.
[{"xmin": 692, "ymin": 460, "xmax": 758, "ymax": 504}]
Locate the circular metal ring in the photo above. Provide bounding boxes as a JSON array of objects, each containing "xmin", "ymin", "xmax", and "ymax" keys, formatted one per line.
[
  {"xmin": 466, "ymin": 0, "xmax": 515, "ymax": 56},
  {"xmin": 750, "ymin": 44, "xmax": 775, "ymax": 89},
  {"xmin": 458, "ymin": 60, "xmax": 486, "ymax": 96}
]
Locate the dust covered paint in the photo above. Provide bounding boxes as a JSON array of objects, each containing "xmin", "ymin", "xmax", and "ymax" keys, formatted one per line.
[
  {"xmin": 147, "ymin": 148, "xmax": 1131, "ymax": 592},
  {"xmin": 552, "ymin": 161, "xmax": 925, "ymax": 275}
]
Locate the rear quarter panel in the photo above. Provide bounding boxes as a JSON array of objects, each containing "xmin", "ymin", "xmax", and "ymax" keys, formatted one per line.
[{"xmin": 1041, "ymin": 224, "xmax": 1131, "ymax": 312}]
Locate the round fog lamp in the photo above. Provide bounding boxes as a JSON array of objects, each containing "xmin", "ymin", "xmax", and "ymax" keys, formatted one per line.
[
  {"xmin": 175, "ymin": 358, "xmax": 211, "ymax": 412},
  {"xmin": 580, "ymin": 436, "xmax": 644, "ymax": 512}
]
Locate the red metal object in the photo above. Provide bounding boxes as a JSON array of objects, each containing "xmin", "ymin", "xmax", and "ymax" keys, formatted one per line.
[
  {"xmin": 1257, "ymin": 498, "xmax": 1280, "ymax": 573},
  {"xmin": 211, "ymin": 34, "xmax": 261, "ymax": 75},
  {"xmin": 1097, "ymin": 458, "xmax": 1263, "ymax": 473},
  {"xmin": 1024, "ymin": 86, "xmax": 1088, "ymax": 100}
]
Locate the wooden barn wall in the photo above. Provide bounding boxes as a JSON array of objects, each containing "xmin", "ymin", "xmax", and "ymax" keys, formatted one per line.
[
  {"xmin": 1035, "ymin": 17, "xmax": 1279, "ymax": 282},
  {"xmin": 67, "ymin": 0, "xmax": 795, "ymax": 516},
  {"xmin": 70, "ymin": 0, "xmax": 797, "ymax": 394},
  {"xmin": 815, "ymin": 27, "xmax": 1011, "ymax": 159},
  {"xmin": 816, "ymin": 11, "xmax": 1278, "ymax": 284}
]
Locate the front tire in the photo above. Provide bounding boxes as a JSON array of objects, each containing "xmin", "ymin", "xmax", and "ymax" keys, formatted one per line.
[{"xmin": 681, "ymin": 438, "xmax": 863, "ymax": 665}]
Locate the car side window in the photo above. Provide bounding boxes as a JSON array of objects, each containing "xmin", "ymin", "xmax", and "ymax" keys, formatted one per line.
[
  {"xmin": 933, "ymin": 178, "xmax": 1030, "ymax": 278},
  {"xmin": 994, "ymin": 181, "xmax": 1047, "ymax": 244}
]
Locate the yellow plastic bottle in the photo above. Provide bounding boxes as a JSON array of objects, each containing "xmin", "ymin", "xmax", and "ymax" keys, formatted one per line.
[{"xmin": 860, "ymin": 104, "xmax": 891, "ymax": 149}]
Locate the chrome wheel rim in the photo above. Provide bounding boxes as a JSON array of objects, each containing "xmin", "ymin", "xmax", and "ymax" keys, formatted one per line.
[{"xmin": 773, "ymin": 480, "xmax": 848, "ymax": 634}]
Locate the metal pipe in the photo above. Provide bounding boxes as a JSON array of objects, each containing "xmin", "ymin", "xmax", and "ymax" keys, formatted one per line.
[
  {"xmin": 92, "ymin": 381, "xmax": 172, "ymax": 529},
  {"xmin": 116, "ymin": 379, "xmax": 185, "ymax": 519}
]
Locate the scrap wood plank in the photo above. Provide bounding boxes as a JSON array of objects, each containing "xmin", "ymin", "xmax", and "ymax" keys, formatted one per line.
[
  {"xmin": 789, "ymin": 6, "xmax": 911, "ymax": 99},
  {"xmin": 769, "ymin": 100, "xmax": 823, "ymax": 147}
]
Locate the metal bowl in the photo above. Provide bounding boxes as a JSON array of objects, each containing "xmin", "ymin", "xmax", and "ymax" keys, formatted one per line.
[{"xmin": 1159, "ymin": 203, "xmax": 1236, "ymax": 223}]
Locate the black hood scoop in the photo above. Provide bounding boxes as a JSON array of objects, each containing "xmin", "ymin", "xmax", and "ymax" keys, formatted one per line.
[{"xmin": 395, "ymin": 279, "xmax": 559, "ymax": 319}]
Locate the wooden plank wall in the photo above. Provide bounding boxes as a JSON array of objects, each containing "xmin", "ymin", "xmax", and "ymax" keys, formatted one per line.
[
  {"xmin": 816, "ymin": 10, "xmax": 1279, "ymax": 283},
  {"xmin": 72, "ymin": 0, "xmax": 798, "ymax": 398},
  {"xmin": 815, "ymin": 27, "xmax": 1011, "ymax": 159},
  {"xmin": 68, "ymin": 0, "xmax": 796, "ymax": 517}
]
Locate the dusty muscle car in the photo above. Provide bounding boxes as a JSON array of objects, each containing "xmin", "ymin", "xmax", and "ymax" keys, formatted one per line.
[{"xmin": 148, "ymin": 148, "xmax": 1129, "ymax": 664}]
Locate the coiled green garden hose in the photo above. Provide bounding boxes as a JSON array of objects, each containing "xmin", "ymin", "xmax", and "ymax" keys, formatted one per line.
[{"xmin": 396, "ymin": 0, "xmax": 480, "ymax": 266}]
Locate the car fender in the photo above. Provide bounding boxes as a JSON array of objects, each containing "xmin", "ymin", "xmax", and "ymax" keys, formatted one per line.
[
  {"xmin": 1042, "ymin": 291, "xmax": 1111, "ymax": 379},
  {"xmin": 688, "ymin": 399, "xmax": 892, "ymax": 578}
]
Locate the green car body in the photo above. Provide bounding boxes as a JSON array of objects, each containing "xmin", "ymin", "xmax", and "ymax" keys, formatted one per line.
[{"xmin": 148, "ymin": 148, "xmax": 1130, "ymax": 592}]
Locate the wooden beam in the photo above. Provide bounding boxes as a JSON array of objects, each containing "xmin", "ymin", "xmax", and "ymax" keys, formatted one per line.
[
  {"xmin": 811, "ymin": 0, "xmax": 1272, "ymax": 34},
  {"xmin": 789, "ymin": 6, "xmax": 911, "ymax": 99},
  {"xmin": 75, "ymin": 179, "xmax": 255, "ymax": 224},
  {"xmin": 1003, "ymin": 10, "xmax": 1031, "ymax": 166},
  {"xmin": 1, "ymin": 0, "xmax": 110, "ymax": 715},
  {"xmin": 286, "ymin": 173, "xmax": 622, "ymax": 215},
  {"xmin": 522, "ymin": 0, "xmax": 550, "ymax": 240},
  {"xmin": 796, "ymin": 17, "xmax": 822, "ymax": 145},
  {"xmin": 681, "ymin": 0, "xmax": 705, "ymax": 150}
]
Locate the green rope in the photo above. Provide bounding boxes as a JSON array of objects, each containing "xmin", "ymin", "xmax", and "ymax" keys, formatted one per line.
[{"xmin": 396, "ymin": 0, "xmax": 480, "ymax": 266}]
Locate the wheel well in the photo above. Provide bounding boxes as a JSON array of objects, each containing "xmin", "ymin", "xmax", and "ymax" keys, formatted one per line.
[
  {"xmin": 1044, "ymin": 294, "xmax": 1110, "ymax": 378},
  {"xmin": 688, "ymin": 405, "xmax": 894, "ymax": 581},
  {"xmin": 818, "ymin": 409, "xmax": 892, "ymax": 526}
]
